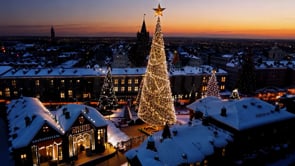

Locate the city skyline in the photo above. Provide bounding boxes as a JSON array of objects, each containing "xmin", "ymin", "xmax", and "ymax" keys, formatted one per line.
[{"xmin": 1, "ymin": 0, "xmax": 295, "ymax": 39}]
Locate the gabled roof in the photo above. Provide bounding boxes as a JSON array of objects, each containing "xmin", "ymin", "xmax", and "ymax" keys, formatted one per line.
[
  {"xmin": 6, "ymin": 97, "xmax": 65, "ymax": 150},
  {"xmin": 53, "ymin": 104, "xmax": 107, "ymax": 132},
  {"xmin": 187, "ymin": 97, "xmax": 295, "ymax": 131}
]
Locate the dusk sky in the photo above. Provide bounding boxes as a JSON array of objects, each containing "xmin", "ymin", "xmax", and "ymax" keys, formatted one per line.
[{"xmin": 1, "ymin": 0, "xmax": 295, "ymax": 39}]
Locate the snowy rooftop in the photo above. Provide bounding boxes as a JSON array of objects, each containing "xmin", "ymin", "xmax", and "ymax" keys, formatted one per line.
[
  {"xmin": 52, "ymin": 104, "xmax": 107, "ymax": 132},
  {"xmin": 172, "ymin": 65, "xmax": 227, "ymax": 75},
  {"xmin": 6, "ymin": 97, "xmax": 65, "ymax": 150},
  {"xmin": 187, "ymin": 97, "xmax": 295, "ymax": 131},
  {"xmin": 5, "ymin": 97, "xmax": 109, "ymax": 150},
  {"xmin": 0, "ymin": 66, "xmax": 12, "ymax": 75},
  {"xmin": 125, "ymin": 121, "xmax": 233, "ymax": 165},
  {"xmin": 0, "ymin": 65, "xmax": 227, "ymax": 78},
  {"xmin": 226, "ymin": 59, "xmax": 295, "ymax": 69}
]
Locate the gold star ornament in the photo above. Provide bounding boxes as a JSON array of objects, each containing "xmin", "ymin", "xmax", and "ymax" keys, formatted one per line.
[{"xmin": 153, "ymin": 3, "xmax": 165, "ymax": 16}]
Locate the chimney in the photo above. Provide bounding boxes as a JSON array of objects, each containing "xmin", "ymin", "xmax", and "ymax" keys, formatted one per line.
[
  {"xmin": 220, "ymin": 107, "xmax": 227, "ymax": 117},
  {"xmin": 65, "ymin": 111, "xmax": 70, "ymax": 119},
  {"xmin": 24, "ymin": 116, "xmax": 31, "ymax": 127}
]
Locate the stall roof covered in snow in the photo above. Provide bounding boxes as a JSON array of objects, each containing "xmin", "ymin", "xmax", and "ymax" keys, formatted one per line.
[
  {"xmin": 187, "ymin": 97, "xmax": 295, "ymax": 131},
  {"xmin": 125, "ymin": 121, "xmax": 232, "ymax": 165},
  {"xmin": 52, "ymin": 104, "xmax": 107, "ymax": 132},
  {"xmin": 6, "ymin": 97, "xmax": 65, "ymax": 150}
]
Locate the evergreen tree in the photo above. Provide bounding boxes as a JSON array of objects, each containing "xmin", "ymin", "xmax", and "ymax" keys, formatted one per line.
[
  {"xmin": 98, "ymin": 66, "xmax": 118, "ymax": 115},
  {"xmin": 137, "ymin": 4, "xmax": 177, "ymax": 126},
  {"xmin": 236, "ymin": 52, "xmax": 256, "ymax": 96},
  {"xmin": 206, "ymin": 69, "xmax": 220, "ymax": 97}
]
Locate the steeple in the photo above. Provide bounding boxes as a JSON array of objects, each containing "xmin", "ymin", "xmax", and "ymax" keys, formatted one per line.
[
  {"xmin": 50, "ymin": 26, "xmax": 55, "ymax": 40},
  {"xmin": 128, "ymin": 14, "xmax": 150, "ymax": 67},
  {"xmin": 137, "ymin": 14, "xmax": 149, "ymax": 39},
  {"xmin": 140, "ymin": 14, "xmax": 147, "ymax": 34}
]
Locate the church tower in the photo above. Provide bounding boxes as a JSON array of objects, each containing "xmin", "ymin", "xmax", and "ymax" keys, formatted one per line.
[
  {"xmin": 128, "ymin": 15, "xmax": 150, "ymax": 67},
  {"xmin": 50, "ymin": 26, "xmax": 55, "ymax": 42}
]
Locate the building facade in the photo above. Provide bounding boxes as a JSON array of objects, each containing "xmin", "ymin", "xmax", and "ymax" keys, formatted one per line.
[
  {"xmin": 6, "ymin": 97, "xmax": 108, "ymax": 166},
  {"xmin": 0, "ymin": 66, "xmax": 227, "ymax": 106}
]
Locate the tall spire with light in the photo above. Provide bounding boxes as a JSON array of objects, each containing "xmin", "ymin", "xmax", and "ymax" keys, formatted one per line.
[{"xmin": 137, "ymin": 3, "xmax": 176, "ymax": 126}]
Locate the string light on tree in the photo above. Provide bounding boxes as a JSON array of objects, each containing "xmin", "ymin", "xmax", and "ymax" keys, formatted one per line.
[
  {"xmin": 206, "ymin": 69, "xmax": 220, "ymax": 98},
  {"xmin": 98, "ymin": 65, "xmax": 118, "ymax": 115},
  {"xmin": 137, "ymin": 3, "xmax": 177, "ymax": 126}
]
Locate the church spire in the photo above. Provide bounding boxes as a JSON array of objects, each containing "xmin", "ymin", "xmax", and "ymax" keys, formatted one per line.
[{"xmin": 140, "ymin": 14, "xmax": 147, "ymax": 33}]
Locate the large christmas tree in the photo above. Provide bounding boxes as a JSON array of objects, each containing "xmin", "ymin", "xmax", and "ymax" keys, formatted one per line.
[
  {"xmin": 206, "ymin": 69, "xmax": 220, "ymax": 98},
  {"xmin": 137, "ymin": 4, "xmax": 177, "ymax": 126},
  {"xmin": 98, "ymin": 66, "xmax": 118, "ymax": 114}
]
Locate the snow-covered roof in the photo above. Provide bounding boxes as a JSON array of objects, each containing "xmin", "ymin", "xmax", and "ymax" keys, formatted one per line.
[
  {"xmin": 172, "ymin": 65, "xmax": 227, "ymax": 75},
  {"xmin": 187, "ymin": 97, "xmax": 295, "ymax": 131},
  {"xmin": 53, "ymin": 104, "xmax": 107, "ymax": 132},
  {"xmin": 2, "ymin": 68, "xmax": 102, "ymax": 77},
  {"xmin": 256, "ymin": 60, "xmax": 295, "ymax": 69},
  {"xmin": 0, "ymin": 66, "xmax": 12, "ymax": 75},
  {"xmin": 6, "ymin": 97, "xmax": 65, "ymax": 150},
  {"xmin": 0, "ymin": 66, "xmax": 227, "ymax": 78},
  {"xmin": 125, "ymin": 121, "xmax": 232, "ymax": 165},
  {"xmin": 6, "ymin": 97, "xmax": 109, "ymax": 150}
]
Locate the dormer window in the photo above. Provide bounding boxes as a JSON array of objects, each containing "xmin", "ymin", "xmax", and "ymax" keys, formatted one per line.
[
  {"xmin": 42, "ymin": 125, "xmax": 49, "ymax": 133},
  {"xmin": 79, "ymin": 116, "xmax": 85, "ymax": 124}
]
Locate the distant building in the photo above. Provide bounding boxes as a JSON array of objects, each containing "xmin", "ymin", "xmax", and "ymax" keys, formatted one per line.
[
  {"xmin": 6, "ymin": 97, "xmax": 108, "ymax": 165},
  {"xmin": 0, "ymin": 65, "xmax": 227, "ymax": 106}
]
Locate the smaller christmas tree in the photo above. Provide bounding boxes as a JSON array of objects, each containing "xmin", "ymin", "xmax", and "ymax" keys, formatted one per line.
[
  {"xmin": 98, "ymin": 66, "xmax": 118, "ymax": 115},
  {"xmin": 206, "ymin": 69, "xmax": 220, "ymax": 97}
]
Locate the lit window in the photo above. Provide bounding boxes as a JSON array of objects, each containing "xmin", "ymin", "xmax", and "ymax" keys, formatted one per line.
[
  {"xmin": 202, "ymin": 77, "xmax": 207, "ymax": 83},
  {"xmin": 76, "ymin": 80, "xmax": 80, "ymax": 83},
  {"xmin": 60, "ymin": 92, "xmax": 65, "ymax": 98},
  {"xmin": 128, "ymin": 79, "xmax": 132, "ymax": 84},
  {"xmin": 128, "ymin": 87, "xmax": 132, "ymax": 91},
  {"xmin": 221, "ymin": 76, "xmax": 226, "ymax": 82},
  {"xmin": 61, "ymin": 80, "xmax": 65, "ymax": 84},
  {"xmin": 134, "ymin": 86, "xmax": 138, "ymax": 92},
  {"xmin": 220, "ymin": 85, "xmax": 225, "ymax": 90},
  {"xmin": 42, "ymin": 125, "xmax": 49, "ymax": 133},
  {"xmin": 121, "ymin": 87, "xmax": 125, "ymax": 92},
  {"xmin": 114, "ymin": 87, "xmax": 118, "ymax": 92},
  {"xmin": 21, "ymin": 154, "xmax": 27, "ymax": 159},
  {"xmin": 50, "ymin": 80, "xmax": 54, "ymax": 86},
  {"xmin": 114, "ymin": 79, "xmax": 118, "ymax": 85},
  {"xmin": 35, "ymin": 80, "xmax": 40, "ymax": 86},
  {"xmin": 0, "ymin": 91, "xmax": 2, "ymax": 96},
  {"xmin": 11, "ymin": 80, "xmax": 16, "ymax": 86},
  {"xmin": 135, "ymin": 79, "xmax": 139, "ymax": 84},
  {"xmin": 5, "ymin": 88, "xmax": 10, "ymax": 97},
  {"xmin": 121, "ymin": 79, "xmax": 125, "ymax": 84},
  {"xmin": 83, "ymin": 93, "xmax": 89, "ymax": 98},
  {"xmin": 202, "ymin": 86, "xmax": 207, "ymax": 91},
  {"xmin": 13, "ymin": 91, "xmax": 18, "ymax": 96},
  {"xmin": 68, "ymin": 90, "xmax": 73, "ymax": 98}
]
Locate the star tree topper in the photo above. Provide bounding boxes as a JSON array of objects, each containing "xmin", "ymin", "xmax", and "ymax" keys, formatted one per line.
[{"xmin": 153, "ymin": 3, "xmax": 165, "ymax": 16}]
